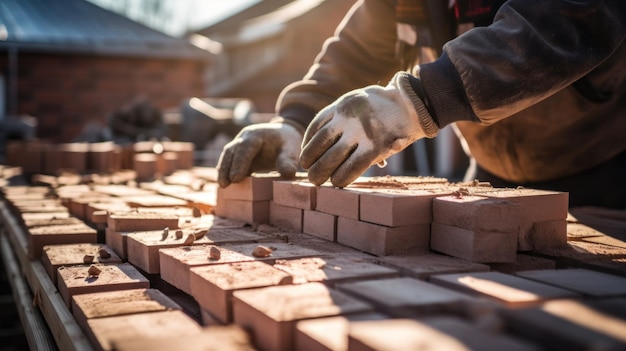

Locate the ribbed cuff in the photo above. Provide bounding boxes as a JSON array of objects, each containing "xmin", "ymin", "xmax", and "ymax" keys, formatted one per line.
[{"xmin": 396, "ymin": 72, "xmax": 440, "ymax": 138}]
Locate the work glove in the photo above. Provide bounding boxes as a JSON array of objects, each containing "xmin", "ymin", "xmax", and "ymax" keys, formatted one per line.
[
  {"xmin": 300, "ymin": 71, "xmax": 438, "ymax": 187},
  {"xmin": 216, "ymin": 119, "xmax": 303, "ymax": 188}
]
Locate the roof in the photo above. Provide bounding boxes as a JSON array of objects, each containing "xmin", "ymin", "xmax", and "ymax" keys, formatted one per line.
[{"xmin": 0, "ymin": 0, "xmax": 210, "ymax": 60}]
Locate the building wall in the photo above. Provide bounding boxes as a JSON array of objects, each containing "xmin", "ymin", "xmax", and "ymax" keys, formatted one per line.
[{"xmin": 0, "ymin": 52, "xmax": 206, "ymax": 142}]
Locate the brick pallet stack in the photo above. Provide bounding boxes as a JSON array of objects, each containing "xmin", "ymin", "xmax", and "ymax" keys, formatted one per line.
[{"xmin": 1, "ymin": 165, "xmax": 626, "ymax": 351}]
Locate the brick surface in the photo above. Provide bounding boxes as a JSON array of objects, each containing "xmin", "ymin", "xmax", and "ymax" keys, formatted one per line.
[
  {"xmin": 377, "ymin": 253, "xmax": 490, "ymax": 279},
  {"xmin": 272, "ymin": 180, "xmax": 317, "ymax": 210},
  {"xmin": 336, "ymin": 277, "xmax": 473, "ymax": 317},
  {"xmin": 232, "ymin": 282, "xmax": 372, "ymax": 351},
  {"xmin": 500, "ymin": 299, "xmax": 626, "ymax": 350},
  {"xmin": 489, "ymin": 254, "xmax": 556, "ymax": 274},
  {"xmin": 213, "ymin": 198, "xmax": 270, "ymax": 224},
  {"xmin": 29, "ymin": 222, "xmax": 98, "ymax": 259},
  {"xmin": 111, "ymin": 325, "xmax": 255, "ymax": 351},
  {"xmin": 85, "ymin": 310, "xmax": 202, "ymax": 351},
  {"xmin": 430, "ymin": 222, "xmax": 517, "ymax": 263},
  {"xmin": 269, "ymin": 201, "xmax": 303, "ymax": 233},
  {"xmin": 295, "ymin": 312, "xmax": 388, "ymax": 351},
  {"xmin": 302, "ymin": 209, "xmax": 336, "ymax": 242},
  {"xmin": 315, "ymin": 186, "xmax": 364, "ymax": 220},
  {"xmin": 430, "ymin": 271, "xmax": 580, "ymax": 307},
  {"xmin": 527, "ymin": 219, "xmax": 568, "ymax": 251},
  {"xmin": 57, "ymin": 263, "xmax": 150, "ymax": 309},
  {"xmin": 337, "ymin": 217, "xmax": 430, "ymax": 256},
  {"xmin": 107, "ymin": 212, "xmax": 181, "ymax": 232},
  {"xmin": 516, "ymin": 268, "xmax": 626, "ymax": 298},
  {"xmin": 218, "ymin": 173, "xmax": 281, "ymax": 201},
  {"xmin": 272, "ymin": 256, "xmax": 398, "ymax": 285},
  {"xmin": 126, "ymin": 228, "xmax": 265, "ymax": 274},
  {"xmin": 41, "ymin": 243, "xmax": 122, "ymax": 285},
  {"xmin": 433, "ymin": 195, "xmax": 521, "ymax": 232},
  {"xmin": 190, "ymin": 261, "xmax": 293, "ymax": 323},
  {"xmin": 359, "ymin": 188, "xmax": 445, "ymax": 227},
  {"xmin": 348, "ymin": 316, "xmax": 537, "ymax": 351}
]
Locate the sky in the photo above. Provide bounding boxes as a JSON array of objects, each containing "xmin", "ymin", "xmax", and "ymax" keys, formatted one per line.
[{"xmin": 88, "ymin": 0, "xmax": 260, "ymax": 37}]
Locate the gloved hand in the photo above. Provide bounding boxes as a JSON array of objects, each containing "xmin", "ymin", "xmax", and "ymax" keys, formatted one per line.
[
  {"xmin": 216, "ymin": 120, "xmax": 303, "ymax": 187},
  {"xmin": 300, "ymin": 71, "xmax": 438, "ymax": 187}
]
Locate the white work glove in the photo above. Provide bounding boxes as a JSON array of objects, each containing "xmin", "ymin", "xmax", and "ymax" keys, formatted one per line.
[
  {"xmin": 300, "ymin": 71, "xmax": 438, "ymax": 187},
  {"xmin": 217, "ymin": 120, "xmax": 303, "ymax": 187}
]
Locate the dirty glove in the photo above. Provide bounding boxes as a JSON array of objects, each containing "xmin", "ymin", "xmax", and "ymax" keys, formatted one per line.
[
  {"xmin": 217, "ymin": 119, "xmax": 303, "ymax": 188},
  {"xmin": 300, "ymin": 71, "xmax": 438, "ymax": 187}
]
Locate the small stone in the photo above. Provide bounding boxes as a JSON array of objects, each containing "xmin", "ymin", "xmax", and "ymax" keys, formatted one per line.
[
  {"xmin": 183, "ymin": 234, "xmax": 195, "ymax": 245},
  {"xmin": 98, "ymin": 248, "xmax": 111, "ymax": 259},
  {"xmin": 252, "ymin": 245, "xmax": 272, "ymax": 258},
  {"xmin": 83, "ymin": 255, "xmax": 95, "ymax": 264},
  {"xmin": 87, "ymin": 265, "xmax": 101, "ymax": 277},
  {"xmin": 161, "ymin": 227, "xmax": 170, "ymax": 241},
  {"xmin": 208, "ymin": 246, "xmax": 221, "ymax": 260},
  {"xmin": 192, "ymin": 207, "xmax": 202, "ymax": 218},
  {"xmin": 193, "ymin": 229, "xmax": 207, "ymax": 240},
  {"xmin": 175, "ymin": 230, "xmax": 184, "ymax": 239}
]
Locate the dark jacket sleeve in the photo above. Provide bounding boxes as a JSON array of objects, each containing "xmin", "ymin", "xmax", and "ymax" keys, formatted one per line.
[{"xmin": 419, "ymin": 0, "xmax": 626, "ymax": 128}]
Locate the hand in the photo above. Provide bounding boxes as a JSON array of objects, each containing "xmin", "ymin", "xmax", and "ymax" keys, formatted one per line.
[
  {"xmin": 300, "ymin": 71, "xmax": 438, "ymax": 187},
  {"xmin": 217, "ymin": 121, "xmax": 303, "ymax": 187}
]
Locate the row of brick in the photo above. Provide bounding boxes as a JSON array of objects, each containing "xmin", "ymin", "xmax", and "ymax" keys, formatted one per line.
[{"xmin": 5, "ymin": 140, "xmax": 194, "ymax": 179}]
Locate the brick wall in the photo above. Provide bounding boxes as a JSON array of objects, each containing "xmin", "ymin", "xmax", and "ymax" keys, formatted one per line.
[{"xmin": 0, "ymin": 53, "xmax": 207, "ymax": 142}]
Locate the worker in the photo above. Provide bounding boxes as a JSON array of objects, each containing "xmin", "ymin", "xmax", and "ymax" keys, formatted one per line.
[{"xmin": 217, "ymin": 0, "xmax": 626, "ymax": 208}]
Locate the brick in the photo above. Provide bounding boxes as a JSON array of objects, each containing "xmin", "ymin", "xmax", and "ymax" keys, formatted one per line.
[
  {"xmin": 377, "ymin": 253, "xmax": 490, "ymax": 279},
  {"xmin": 272, "ymin": 180, "xmax": 317, "ymax": 209},
  {"xmin": 272, "ymin": 256, "xmax": 398, "ymax": 285},
  {"xmin": 433, "ymin": 195, "xmax": 521, "ymax": 232},
  {"xmin": 190, "ymin": 261, "xmax": 293, "ymax": 323},
  {"xmin": 337, "ymin": 217, "xmax": 430, "ymax": 256},
  {"xmin": 72, "ymin": 288, "xmax": 181, "ymax": 339},
  {"xmin": 315, "ymin": 186, "xmax": 363, "ymax": 220},
  {"xmin": 302, "ymin": 209, "xmax": 336, "ymax": 241},
  {"xmin": 348, "ymin": 316, "xmax": 537, "ymax": 351},
  {"xmin": 500, "ymin": 299, "xmax": 626, "ymax": 351},
  {"xmin": 21, "ymin": 211, "xmax": 70, "ymax": 222},
  {"xmin": 430, "ymin": 222, "xmax": 517, "ymax": 263},
  {"xmin": 516, "ymin": 268, "xmax": 626, "ymax": 298},
  {"xmin": 111, "ymin": 325, "xmax": 254, "ymax": 351},
  {"xmin": 218, "ymin": 173, "xmax": 281, "ymax": 201},
  {"xmin": 133, "ymin": 153, "xmax": 158, "ymax": 181},
  {"xmin": 489, "ymin": 254, "xmax": 556, "ymax": 274},
  {"xmin": 430, "ymin": 271, "xmax": 580, "ymax": 307},
  {"xmin": 68, "ymin": 195, "xmax": 112, "ymax": 220},
  {"xmin": 85, "ymin": 310, "xmax": 202, "ymax": 351},
  {"xmin": 160, "ymin": 243, "xmax": 322, "ymax": 295},
  {"xmin": 213, "ymin": 198, "xmax": 269, "ymax": 224},
  {"xmin": 126, "ymin": 228, "xmax": 265, "ymax": 274},
  {"xmin": 57, "ymin": 263, "xmax": 150, "ymax": 309},
  {"xmin": 527, "ymin": 219, "xmax": 568, "ymax": 251},
  {"xmin": 107, "ymin": 212, "xmax": 181, "ymax": 232},
  {"xmin": 92, "ymin": 185, "xmax": 155, "ymax": 197},
  {"xmin": 29, "ymin": 222, "xmax": 98, "ymax": 259},
  {"xmin": 122, "ymin": 194, "xmax": 189, "ymax": 208},
  {"xmin": 359, "ymin": 188, "xmax": 446, "ymax": 227},
  {"xmin": 295, "ymin": 312, "xmax": 388, "ymax": 351},
  {"xmin": 269, "ymin": 201, "xmax": 303, "ymax": 233},
  {"xmin": 336, "ymin": 277, "xmax": 472, "ymax": 318},
  {"xmin": 88, "ymin": 142, "xmax": 121, "ymax": 173},
  {"xmin": 41, "ymin": 243, "xmax": 122, "ymax": 285},
  {"xmin": 232, "ymin": 282, "xmax": 372, "ymax": 351}
]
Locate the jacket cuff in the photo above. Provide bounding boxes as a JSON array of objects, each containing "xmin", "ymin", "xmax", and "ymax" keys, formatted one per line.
[
  {"xmin": 396, "ymin": 72, "xmax": 440, "ymax": 138},
  {"xmin": 273, "ymin": 103, "xmax": 317, "ymax": 134},
  {"xmin": 417, "ymin": 52, "xmax": 480, "ymax": 126}
]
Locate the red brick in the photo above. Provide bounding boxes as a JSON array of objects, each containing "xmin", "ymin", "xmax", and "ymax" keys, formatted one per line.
[
  {"xmin": 377, "ymin": 253, "xmax": 490, "ymax": 279},
  {"xmin": 232, "ymin": 282, "xmax": 372, "ymax": 351},
  {"xmin": 126, "ymin": 228, "xmax": 265, "ymax": 274},
  {"xmin": 272, "ymin": 256, "xmax": 398, "ymax": 285},
  {"xmin": 430, "ymin": 271, "xmax": 580, "ymax": 307},
  {"xmin": 528, "ymin": 220, "xmax": 568, "ymax": 251},
  {"xmin": 302, "ymin": 210, "xmax": 336, "ymax": 242},
  {"xmin": 41, "ymin": 243, "xmax": 122, "ymax": 285},
  {"xmin": 516, "ymin": 268, "xmax": 626, "ymax": 298},
  {"xmin": 337, "ymin": 217, "xmax": 430, "ymax": 256},
  {"xmin": 315, "ymin": 186, "xmax": 363, "ymax": 220},
  {"xmin": 430, "ymin": 222, "xmax": 517, "ymax": 263},
  {"xmin": 189, "ymin": 261, "xmax": 293, "ymax": 323},
  {"xmin": 272, "ymin": 180, "xmax": 317, "ymax": 209},
  {"xmin": 85, "ymin": 310, "xmax": 201, "ymax": 351},
  {"xmin": 218, "ymin": 173, "xmax": 281, "ymax": 201},
  {"xmin": 57, "ymin": 263, "xmax": 150, "ymax": 309},
  {"xmin": 88, "ymin": 142, "xmax": 121, "ymax": 173},
  {"xmin": 269, "ymin": 201, "xmax": 303, "ymax": 233},
  {"xmin": 92, "ymin": 185, "xmax": 155, "ymax": 197},
  {"xmin": 336, "ymin": 277, "xmax": 472, "ymax": 318},
  {"xmin": 295, "ymin": 312, "xmax": 388, "ymax": 351},
  {"xmin": 121, "ymin": 194, "xmax": 189, "ymax": 208},
  {"xmin": 107, "ymin": 212, "xmax": 181, "ymax": 232},
  {"xmin": 28, "ymin": 222, "xmax": 98, "ymax": 259},
  {"xmin": 359, "ymin": 188, "xmax": 446, "ymax": 227},
  {"xmin": 433, "ymin": 195, "xmax": 521, "ymax": 232},
  {"xmin": 133, "ymin": 153, "xmax": 158, "ymax": 181},
  {"xmin": 213, "ymin": 198, "xmax": 270, "ymax": 224}
]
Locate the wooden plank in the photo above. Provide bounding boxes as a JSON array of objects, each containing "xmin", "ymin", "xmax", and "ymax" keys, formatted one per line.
[{"xmin": 0, "ymin": 201, "xmax": 93, "ymax": 351}]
